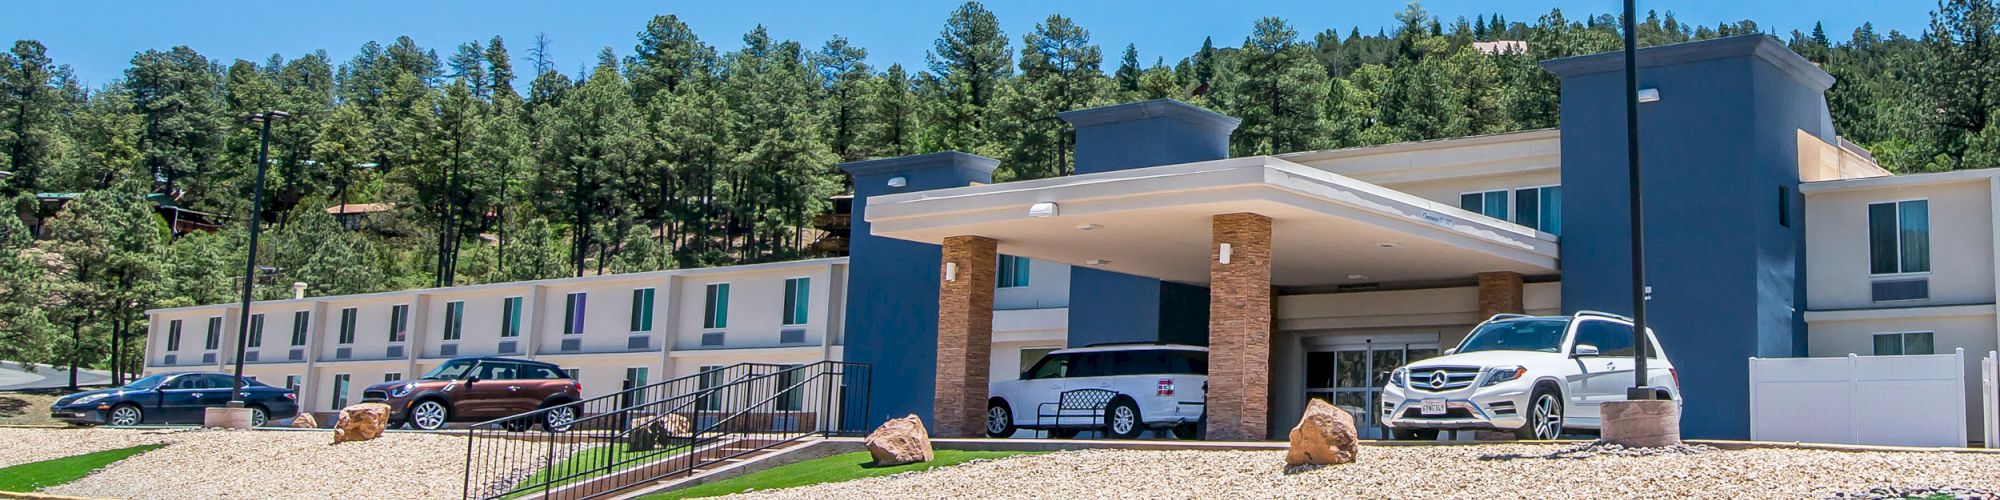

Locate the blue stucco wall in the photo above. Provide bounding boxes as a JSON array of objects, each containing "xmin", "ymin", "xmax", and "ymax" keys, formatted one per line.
[
  {"xmin": 1061, "ymin": 99, "xmax": 1237, "ymax": 347},
  {"xmin": 1547, "ymin": 35, "xmax": 1830, "ymax": 439},
  {"xmin": 840, "ymin": 153, "xmax": 996, "ymax": 428}
]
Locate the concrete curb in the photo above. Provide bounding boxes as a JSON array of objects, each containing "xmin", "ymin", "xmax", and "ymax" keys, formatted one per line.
[{"xmin": 0, "ymin": 491, "xmax": 105, "ymax": 500}]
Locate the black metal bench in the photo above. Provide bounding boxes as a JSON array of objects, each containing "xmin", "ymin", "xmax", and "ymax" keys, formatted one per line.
[{"xmin": 1037, "ymin": 388, "xmax": 1117, "ymax": 438}]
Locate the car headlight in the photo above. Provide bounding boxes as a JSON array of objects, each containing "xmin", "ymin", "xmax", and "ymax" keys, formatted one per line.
[
  {"xmin": 388, "ymin": 383, "xmax": 414, "ymax": 398},
  {"xmin": 1480, "ymin": 366, "xmax": 1527, "ymax": 387},
  {"xmin": 1388, "ymin": 367, "xmax": 1407, "ymax": 387},
  {"xmin": 73, "ymin": 394, "xmax": 108, "ymax": 405}
]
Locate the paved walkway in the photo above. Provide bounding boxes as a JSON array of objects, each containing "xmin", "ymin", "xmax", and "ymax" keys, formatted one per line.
[{"xmin": 0, "ymin": 360, "xmax": 111, "ymax": 391}]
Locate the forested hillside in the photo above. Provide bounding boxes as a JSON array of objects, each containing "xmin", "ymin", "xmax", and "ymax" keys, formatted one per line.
[{"xmin": 2, "ymin": 1, "xmax": 1997, "ymax": 377}]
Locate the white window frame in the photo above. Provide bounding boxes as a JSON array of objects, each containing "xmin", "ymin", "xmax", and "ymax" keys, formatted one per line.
[
  {"xmin": 782, "ymin": 276, "xmax": 811, "ymax": 326},
  {"xmin": 389, "ymin": 303, "xmax": 411, "ymax": 344},
  {"xmin": 337, "ymin": 307, "xmax": 359, "ymax": 345},
  {"xmin": 331, "ymin": 373, "xmax": 352, "ymax": 409},
  {"xmin": 703, "ymin": 282, "xmax": 731, "ymax": 331},
  {"xmin": 1458, "ymin": 189, "xmax": 1512, "ymax": 220},
  {"xmin": 284, "ymin": 375, "xmax": 301, "ymax": 391},
  {"xmin": 563, "ymin": 292, "xmax": 588, "ymax": 336},
  {"xmin": 1872, "ymin": 331, "xmax": 1936, "ymax": 356},
  {"xmin": 1512, "ymin": 183, "xmax": 1560, "ymax": 233},
  {"xmin": 630, "ymin": 288, "xmax": 657, "ymax": 334},
  {"xmin": 290, "ymin": 310, "xmax": 311, "ymax": 347},
  {"xmin": 384, "ymin": 372, "xmax": 403, "ymax": 383},
  {"xmin": 204, "ymin": 316, "xmax": 223, "ymax": 353},
  {"xmin": 1867, "ymin": 197, "xmax": 1932, "ymax": 278},
  {"xmin": 500, "ymin": 296, "xmax": 524, "ymax": 338}
]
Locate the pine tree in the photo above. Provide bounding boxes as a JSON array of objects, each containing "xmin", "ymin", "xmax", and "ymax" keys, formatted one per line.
[
  {"xmin": 997, "ymin": 14, "xmax": 1107, "ymax": 180},
  {"xmin": 1214, "ymin": 18, "xmax": 1330, "ymax": 155},
  {"xmin": 924, "ymin": 1, "xmax": 1011, "ymax": 152},
  {"xmin": 0, "ymin": 40, "xmax": 76, "ymax": 196},
  {"xmin": 858, "ymin": 64, "xmax": 920, "ymax": 158},
  {"xmin": 814, "ymin": 36, "xmax": 871, "ymax": 162},
  {"xmin": 1114, "ymin": 43, "xmax": 1142, "ymax": 95}
]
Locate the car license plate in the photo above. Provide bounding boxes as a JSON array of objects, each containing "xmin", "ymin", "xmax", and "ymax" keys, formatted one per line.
[{"xmin": 1420, "ymin": 399, "xmax": 1448, "ymax": 416}]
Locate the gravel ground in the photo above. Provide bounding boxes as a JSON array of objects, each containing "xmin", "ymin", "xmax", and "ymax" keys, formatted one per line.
[
  {"xmin": 0, "ymin": 427, "xmax": 541, "ymax": 499},
  {"xmin": 723, "ymin": 443, "xmax": 2000, "ymax": 499}
]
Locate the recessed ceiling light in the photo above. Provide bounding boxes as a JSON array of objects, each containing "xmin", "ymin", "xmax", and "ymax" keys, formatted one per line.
[
  {"xmin": 1086, "ymin": 259, "xmax": 1112, "ymax": 266},
  {"xmin": 1076, "ymin": 223, "xmax": 1101, "ymax": 231},
  {"xmin": 1377, "ymin": 242, "xmax": 1397, "ymax": 248},
  {"xmin": 1347, "ymin": 274, "xmax": 1368, "ymax": 280}
]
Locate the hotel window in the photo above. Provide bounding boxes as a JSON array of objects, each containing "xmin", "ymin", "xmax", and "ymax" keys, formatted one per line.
[
  {"xmin": 389, "ymin": 304, "xmax": 410, "ymax": 343},
  {"xmin": 290, "ymin": 311, "xmax": 310, "ymax": 346},
  {"xmin": 563, "ymin": 292, "xmax": 588, "ymax": 335},
  {"xmin": 782, "ymin": 278, "xmax": 810, "ymax": 326},
  {"xmin": 629, "ymin": 288, "xmax": 656, "ymax": 332},
  {"xmin": 284, "ymin": 375, "xmax": 301, "ymax": 391},
  {"xmin": 337, "ymin": 307, "xmax": 358, "ymax": 344},
  {"xmin": 703, "ymin": 284, "xmax": 730, "ymax": 329},
  {"xmin": 1459, "ymin": 190, "xmax": 1510, "ymax": 220},
  {"xmin": 166, "ymin": 320, "xmax": 183, "ymax": 351},
  {"xmin": 248, "ymin": 314, "xmax": 265, "ymax": 348},
  {"xmin": 331, "ymin": 374, "xmax": 351, "ymax": 410},
  {"xmin": 776, "ymin": 364, "xmax": 803, "ymax": 412},
  {"xmin": 1873, "ymin": 332, "xmax": 1935, "ymax": 356},
  {"xmin": 563, "ymin": 368, "xmax": 580, "ymax": 380},
  {"xmin": 443, "ymin": 301, "xmax": 465, "ymax": 341},
  {"xmin": 621, "ymin": 367, "xmax": 650, "ymax": 407},
  {"xmin": 204, "ymin": 317, "xmax": 222, "ymax": 351},
  {"xmin": 1512, "ymin": 186, "xmax": 1562, "ymax": 235},
  {"xmin": 501, "ymin": 297, "xmax": 523, "ymax": 337},
  {"xmin": 1869, "ymin": 200, "xmax": 1930, "ymax": 275},
  {"xmin": 697, "ymin": 365, "xmax": 724, "ymax": 411},
  {"xmin": 384, "ymin": 372, "xmax": 402, "ymax": 383},
  {"xmin": 997, "ymin": 255, "xmax": 1031, "ymax": 288}
]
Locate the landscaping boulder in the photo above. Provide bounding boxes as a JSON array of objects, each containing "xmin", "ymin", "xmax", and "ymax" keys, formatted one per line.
[
  {"xmin": 333, "ymin": 402, "xmax": 391, "ymax": 444},
  {"xmin": 1286, "ymin": 398, "xmax": 1359, "ymax": 467},
  {"xmin": 291, "ymin": 412, "xmax": 319, "ymax": 429},
  {"xmin": 865, "ymin": 414, "xmax": 933, "ymax": 466}
]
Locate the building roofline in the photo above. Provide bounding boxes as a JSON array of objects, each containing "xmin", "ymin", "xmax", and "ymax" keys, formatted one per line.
[
  {"xmin": 1275, "ymin": 128, "xmax": 1559, "ymax": 164},
  {"xmin": 1540, "ymin": 34, "xmax": 1833, "ymax": 92},
  {"xmin": 1799, "ymin": 167, "xmax": 2000, "ymax": 194},
  {"xmin": 1057, "ymin": 98, "xmax": 1240, "ymax": 130},
  {"xmin": 144, "ymin": 256, "xmax": 851, "ymax": 315},
  {"xmin": 838, "ymin": 151, "xmax": 998, "ymax": 178}
]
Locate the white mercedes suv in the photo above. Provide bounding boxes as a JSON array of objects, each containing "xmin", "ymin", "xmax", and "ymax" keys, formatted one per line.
[
  {"xmin": 1381, "ymin": 312, "xmax": 1680, "ymax": 440},
  {"xmin": 987, "ymin": 344, "xmax": 1207, "ymax": 439}
]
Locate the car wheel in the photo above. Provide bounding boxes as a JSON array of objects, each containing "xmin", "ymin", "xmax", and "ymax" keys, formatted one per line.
[
  {"xmin": 542, "ymin": 405, "xmax": 577, "ymax": 433},
  {"xmin": 248, "ymin": 406, "xmax": 269, "ymax": 427},
  {"xmin": 1515, "ymin": 386, "xmax": 1563, "ymax": 440},
  {"xmin": 1104, "ymin": 399, "xmax": 1144, "ymax": 439},
  {"xmin": 1392, "ymin": 428, "xmax": 1440, "ymax": 441},
  {"xmin": 409, "ymin": 400, "xmax": 450, "ymax": 431},
  {"xmin": 1171, "ymin": 423, "xmax": 1198, "ymax": 440},
  {"xmin": 108, "ymin": 404, "xmax": 143, "ymax": 426},
  {"xmin": 985, "ymin": 400, "xmax": 1017, "ymax": 438}
]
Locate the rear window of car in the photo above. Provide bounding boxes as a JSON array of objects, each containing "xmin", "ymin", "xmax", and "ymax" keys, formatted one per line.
[
  {"xmin": 1068, "ymin": 350, "xmax": 1206, "ymax": 377},
  {"xmin": 523, "ymin": 364, "xmax": 567, "ymax": 380}
]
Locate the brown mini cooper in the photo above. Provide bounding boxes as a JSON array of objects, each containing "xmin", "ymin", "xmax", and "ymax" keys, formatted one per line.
[{"xmin": 363, "ymin": 356, "xmax": 581, "ymax": 431}]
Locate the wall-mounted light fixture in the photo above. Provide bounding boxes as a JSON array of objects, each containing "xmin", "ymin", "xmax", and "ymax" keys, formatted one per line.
[
  {"xmin": 1028, "ymin": 202, "xmax": 1060, "ymax": 218},
  {"xmin": 1085, "ymin": 259, "xmax": 1111, "ymax": 266},
  {"xmin": 1219, "ymin": 243, "xmax": 1233, "ymax": 265},
  {"xmin": 1075, "ymin": 223, "xmax": 1100, "ymax": 231},
  {"xmin": 944, "ymin": 262, "xmax": 958, "ymax": 282},
  {"xmin": 1637, "ymin": 88, "xmax": 1661, "ymax": 103},
  {"xmin": 887, "ymin": 176, "xmax": 907, "ymax": 188}
]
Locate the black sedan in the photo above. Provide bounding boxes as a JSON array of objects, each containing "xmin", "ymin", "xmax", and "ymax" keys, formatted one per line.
[{"xmin": 51, "ymin": 372, "xmax": 300, "ymax": 427}]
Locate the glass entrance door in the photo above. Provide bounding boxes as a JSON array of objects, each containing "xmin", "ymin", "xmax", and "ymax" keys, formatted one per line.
[{"xmin": 1305, "ymin": 342, "xmax": 1439, "ymax": 439}]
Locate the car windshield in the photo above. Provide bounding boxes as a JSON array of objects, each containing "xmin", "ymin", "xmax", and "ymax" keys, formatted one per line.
[
  {"xmin": 123, "ymin": 373, "xmax": 171, "ymax": 390},
  {"xmin": 1456, "ymin": 319, "xmax": 1569, "ymax": 353},
  {"xmin": 422, "ymin": 360, "xmax": 478, "ymax": 380}
]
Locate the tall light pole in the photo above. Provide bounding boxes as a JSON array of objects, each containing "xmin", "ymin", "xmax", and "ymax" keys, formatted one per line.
[
  {"xmin": 1620, "ymin": 0, "xmax": 1654, "ymax": 401},
  {"xmin": 229, "ymin": 110, "xmax": 288, "ymax": 408}
]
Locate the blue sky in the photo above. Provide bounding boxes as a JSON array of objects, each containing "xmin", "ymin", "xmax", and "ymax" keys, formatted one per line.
[{"xmin": 5, "ymin": 1, "xmax": 1937, "ymax": 88}]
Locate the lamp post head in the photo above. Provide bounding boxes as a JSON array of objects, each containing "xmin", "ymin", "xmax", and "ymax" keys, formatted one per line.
[{"xmin": 245, "ymin": 110, "xmax": 291, "ymax": 123}]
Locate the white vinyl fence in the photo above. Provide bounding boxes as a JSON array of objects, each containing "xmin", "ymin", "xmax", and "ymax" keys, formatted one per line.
[
  {"xmin": 1983, "ymin": 351, "xmax": 1997, "ymax": 448},
  {"xmin": 1748, "ymin": 349, "xmax": 1966, "ymax": 448}
]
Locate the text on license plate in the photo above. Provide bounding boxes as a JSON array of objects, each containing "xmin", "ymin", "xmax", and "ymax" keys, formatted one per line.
[{"xmin": 1420, "ymin": 399, "xmax": 1448, "ymax": 415}]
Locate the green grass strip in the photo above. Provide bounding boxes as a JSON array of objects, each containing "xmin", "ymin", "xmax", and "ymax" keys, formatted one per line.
[
  {"xmin": 647, "ymin": 450, "xmax": 1036, "ymax": 499},
  {"xmin": 0, "ymin": 444, "xmax": 167, "ymax": 492}
]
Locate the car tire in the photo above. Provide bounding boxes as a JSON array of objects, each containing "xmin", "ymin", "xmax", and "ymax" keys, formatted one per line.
[
  {"xmin": 409, "ymin": 399, "xmax": 451, "ymax": 431},
  {"xmin": 1104, "ymin": 399, "xmax": 1144, "ymax": 439},
  {"xmin": 1171, "ymin": 423, "xmax": 1198, "ymax": 440},
  {"xmin": 1515, "ymin": 385, "xmax": 1564, "ymax": 441},
  {"xmin": 248, "ymin": 406, "xmax": 269, "ymax": 427},
  {"xmin": 107, "ymin": 403, "xmax": 144, "ymax": 426},
  {"xmin": 542, "ymin": 404, "xmax": 577, "ymax": 433},
  {"xmin": 985, "ymin": 400, "xmax": 1017, "ymax": 438},
  {"xmin": 1392, "ymin": 428, "xmax": 1440, "ymax": 441}
]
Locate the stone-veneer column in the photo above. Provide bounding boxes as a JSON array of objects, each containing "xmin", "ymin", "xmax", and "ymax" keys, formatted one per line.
[
  {"xmin": 1208, "ymin": 213, "xmax": 1272, "ymax": 441},
  {"xmin": 1475, "ymin": 271, "xmax": 1526, "ymax": 320},
  {"xmin": 934, "ymin": 235, "xmax": 998, "ymax": 438}
]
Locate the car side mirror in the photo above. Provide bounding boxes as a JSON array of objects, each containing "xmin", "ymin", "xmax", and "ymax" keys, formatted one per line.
[
  {"xmin": 1572, "ymin": 344, "xmax": 1600, "ymax": 357},
  {"xmin": 1442, "ymin": 348, "xmax": 1456, "ymax": 356}
]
